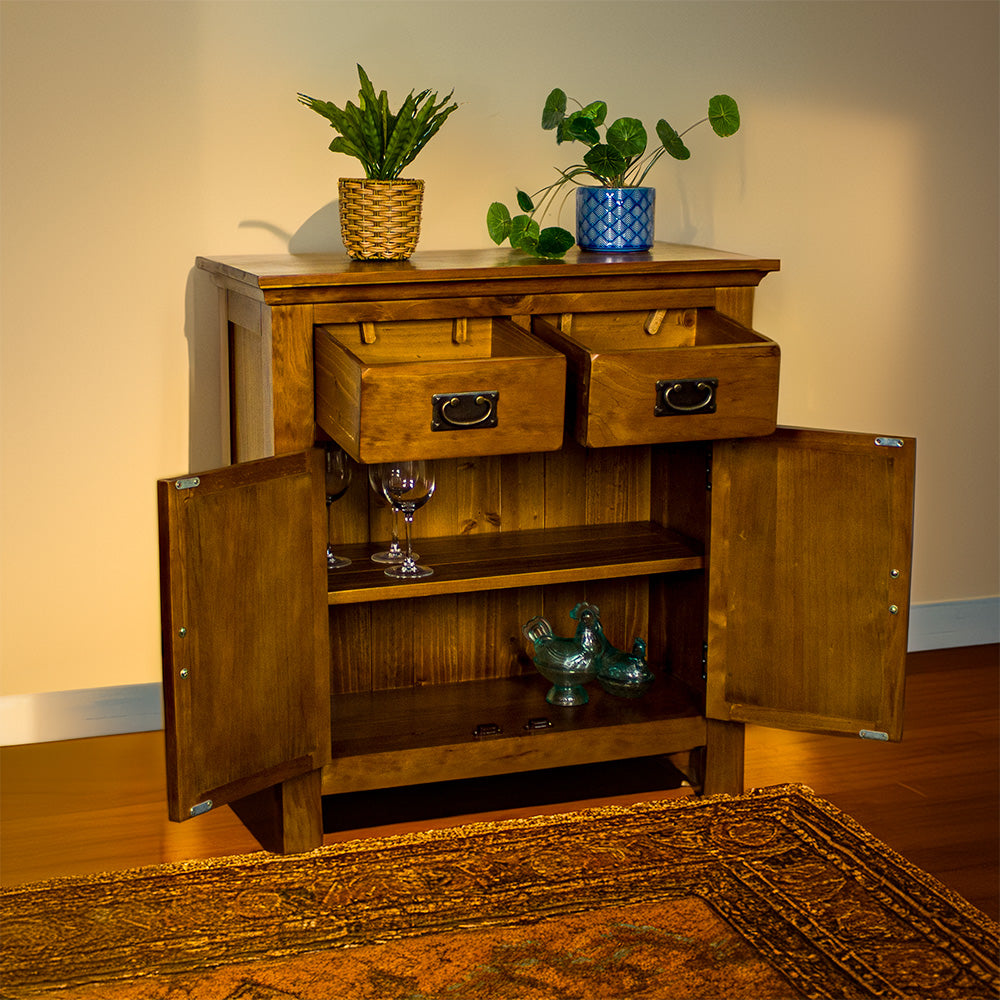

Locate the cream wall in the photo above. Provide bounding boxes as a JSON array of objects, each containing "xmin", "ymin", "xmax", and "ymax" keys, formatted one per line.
[{"xmin": 1, "ymin": 0, "xmax": 997, "ymax": 698}]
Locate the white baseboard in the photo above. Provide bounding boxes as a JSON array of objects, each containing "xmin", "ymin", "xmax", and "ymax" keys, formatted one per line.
[
  {"xmin": 2, "ymin": 599, "xmax": 996, "ymax": 747},
  {"xmin": 906, "ymin": 597, "xmax": 999, "ymax": 652},
  {"xmin": 0, "ymin": 683, "xmax": 163, "ymax": 748}
]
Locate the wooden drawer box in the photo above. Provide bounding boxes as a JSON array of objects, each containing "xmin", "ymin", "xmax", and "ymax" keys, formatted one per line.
[
  {"xmin": 315, "ymin": 317, "xmax": 566, "ymax": 463},
  {"xmin": 532, "ymin": 308, "xmax": 780, "ymax": 448}
]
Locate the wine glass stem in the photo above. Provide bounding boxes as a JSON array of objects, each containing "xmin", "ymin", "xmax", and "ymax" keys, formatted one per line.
[
  {"xmin": 402, "ymin": 511, "xmax": 416, "ymax": 566},
  {"xmin": 391, "ymin": 508, "xmax": 402, "ymax": 555}
]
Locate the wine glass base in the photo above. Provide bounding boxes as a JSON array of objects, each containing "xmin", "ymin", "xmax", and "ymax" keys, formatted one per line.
[
  {"xmin": 371, "ymin": 549, "xmax": 415, "ymax": 564},
  {"xmin": 327, "ymin": 555, "xmax": 352, "ymax": 570},
  {"xmin": 384, "ymin": 563, "xmax": 433, "ymax": 579}
]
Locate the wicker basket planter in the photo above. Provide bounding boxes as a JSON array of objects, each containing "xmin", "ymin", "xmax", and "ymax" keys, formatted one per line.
[{"xmin": 338, "ymin": 178, "xmax": 424, "ymax": 260}]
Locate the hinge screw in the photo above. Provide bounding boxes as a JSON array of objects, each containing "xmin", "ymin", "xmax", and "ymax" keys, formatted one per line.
[
  {"xmin": 889, "ymin": 605, "xmax": 899, "ymax": 615},
  {"xmin": 178, "ymin": 627, "xmax": 187, "ymax": 637},
  {"xmin": 180, "ymin": 668, "xmax": 189, "ymax": 679},
  {"xmin": 890, "ymin": 569, "xmax": 900, "ymax": 579}
]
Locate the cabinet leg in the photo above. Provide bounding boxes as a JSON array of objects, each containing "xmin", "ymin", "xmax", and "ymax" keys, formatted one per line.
[
  {"xmin": 229, "ymin": 769, "xmax": 323, "ymax": 854},
  {"xmin": 702, "ymin": 719, "xmax": 745, "ymax": 797}
]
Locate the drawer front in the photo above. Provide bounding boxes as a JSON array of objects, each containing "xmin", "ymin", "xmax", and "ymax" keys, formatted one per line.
[
  {"xmin": 581, "ymin": 344, "xmax": 779, "ymax": 447},
  {"xmin": 315, "ymin": 318, "xmax": 566, "ymax": 463},
  {"xmin": 533, "ymin": 310, "xmax": 780, "ymax": 448}
]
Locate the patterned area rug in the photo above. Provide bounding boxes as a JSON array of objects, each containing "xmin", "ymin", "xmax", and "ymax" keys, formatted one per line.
[{"xmin": 2, "ymin": 785, "xmax": 997, "ymax": 999}]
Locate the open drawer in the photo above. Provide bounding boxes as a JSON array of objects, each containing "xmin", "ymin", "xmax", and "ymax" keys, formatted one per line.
[
  {"xmin": 315, "ymin": 317, "xmax": 566, "ymax": 462},
  {"xmin": 532, "ymin": 308, "xmax": 780, "ymax": 448}
]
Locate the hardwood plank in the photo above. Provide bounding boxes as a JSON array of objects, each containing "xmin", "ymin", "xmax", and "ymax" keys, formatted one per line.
[
  {"xmin": 743, "ymin": 644, "xmax": 998, "ymax": 920},
  {"xmin": 2, "ymin": 646, "xmax": 995, "ymax": 923}
]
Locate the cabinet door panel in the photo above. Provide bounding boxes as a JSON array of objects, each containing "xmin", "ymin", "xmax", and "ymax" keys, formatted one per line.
[
  {"xmin": 706, "ymin": 428, "xmax": 914, "ymax": 739},
  {"xmin": 158, "ymin": 450, "xmax": 330, "ymax": 821}
]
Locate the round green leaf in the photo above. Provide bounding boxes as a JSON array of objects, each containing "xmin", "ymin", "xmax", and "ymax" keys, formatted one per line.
[
  {"xmin": 542, "ymin": 89, "xmax": 567, "ymax": 130},
  {"xmin": 708, "ymin": 95, "xmax": 740, "ymax": 137},
  {"xmin": 486, "ymin": 202, "xmax": 511, "ymax": 245},
  {"xmin": 606, "ymin": 117, "xmax": 647, "ymax": 158},
  {"xmin": 580, "ymin": 101, "xmax": 607, "ymax": 126},
  {"xmin": 583, "ymin": 144, "xmax": 628, "ymax": 182},
  {"xmin": 536, "ymin": 227, "xmax": 575, "ymax": 258},
  {"xmin": 563, "ymin": 114, "xmax": 601, "ymax": 146},
  {"xmin": 509, "ymin": 214, "xmax": 540, "ymax": 250},
  {"xmin": 656, "ymin": 119, "xmax": 690, "ymax": 160}
]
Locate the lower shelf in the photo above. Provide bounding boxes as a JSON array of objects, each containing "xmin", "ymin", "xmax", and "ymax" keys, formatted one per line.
[{"xmin": 324, "ymin": 672, "xmax": 706, "ymax": 795}]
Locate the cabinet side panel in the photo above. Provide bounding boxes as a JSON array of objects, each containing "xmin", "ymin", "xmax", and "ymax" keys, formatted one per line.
[
  {"xmin": 652, "ymin": 571, "xmax": 708, "ymax": 701},
  {"xmin": 269, "ymin": 305, "xmax": 317, "ymax": 455},
  {"xmin": 229, "ymin": 321, "xmax": 274, "ymax": 462},
  {"xmin": 713, "ymin": 287, "xmax": 756, "ymax": 326}
]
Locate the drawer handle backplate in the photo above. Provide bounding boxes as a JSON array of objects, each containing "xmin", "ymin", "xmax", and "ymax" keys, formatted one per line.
[
  {"xmin": 655, "ymin": 378, "xmax": 718, "ymax": 416},
  {"xmin": 432, "ymin": 391, "xmax": 499, "ymax": 431}
]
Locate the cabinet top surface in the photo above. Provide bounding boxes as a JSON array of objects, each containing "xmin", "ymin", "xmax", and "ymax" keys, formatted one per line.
[{"xmin": 197, "ymin": 243, "xmax": 780, "ymax": 291}]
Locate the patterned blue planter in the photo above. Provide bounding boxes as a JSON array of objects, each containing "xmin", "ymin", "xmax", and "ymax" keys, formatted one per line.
[{"xmin": 575, "ymin": 186, "xmax": 655, "ymax": 252}]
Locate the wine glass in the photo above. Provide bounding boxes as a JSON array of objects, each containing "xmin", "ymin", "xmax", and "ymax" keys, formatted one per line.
[
  {"xmin": 381, "ymin": 461, "xmax": 435, "ymax": 579},
  {"xmin": 366, "ymin": 463, "xmax": 415, "ymax": 564},
  {"xmin": 323, "ymin": 444, "xmax": 352, "ymax": 570}
]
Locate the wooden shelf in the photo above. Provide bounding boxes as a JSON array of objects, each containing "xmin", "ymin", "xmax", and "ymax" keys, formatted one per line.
[
  {"xmin": 327, "ymin": 521, "xmax": 703, "ymax": 605},
  {"xmin": 324, "ymin": 672, "xmax": 706, "ymax": 795}
]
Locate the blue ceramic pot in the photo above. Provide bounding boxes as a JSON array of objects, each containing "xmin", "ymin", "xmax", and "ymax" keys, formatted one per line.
[{"xmin": 575, "ymin": 186, "xmax": 654, "ymax": 252}]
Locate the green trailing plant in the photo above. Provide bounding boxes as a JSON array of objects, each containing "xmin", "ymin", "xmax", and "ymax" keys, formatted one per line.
[
  {"xmin": 487, "ymin": 89, "xmax": 740, "ymax": 258},
  {"xmin": 298, "ymin": 64, "xmax": 458, "ymax": 180}
]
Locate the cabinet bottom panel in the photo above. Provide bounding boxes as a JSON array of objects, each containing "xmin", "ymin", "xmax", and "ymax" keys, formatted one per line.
[
  {"xmin": 324, "ymin": 673, "xmax": 705, "ymax": 794},
  {"xmin": 321, "ymin": 716, "xmax": 707, "ymax": 795}
]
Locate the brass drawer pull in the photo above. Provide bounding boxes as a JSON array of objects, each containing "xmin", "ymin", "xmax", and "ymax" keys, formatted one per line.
[
  {"xmin": 655, "ymin": 378, "xmax": 718, "ymax": 416},
  {"xmin": 432, "ymin": 391, "xmax": 499, "ymax": 431}
]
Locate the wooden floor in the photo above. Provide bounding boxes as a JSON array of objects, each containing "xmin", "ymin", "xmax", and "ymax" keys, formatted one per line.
[{"xmin": 2, "ymin": 644, "xmax": 997, "ymax": 921}]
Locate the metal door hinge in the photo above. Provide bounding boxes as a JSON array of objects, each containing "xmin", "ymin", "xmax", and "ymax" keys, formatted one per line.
[
  {"xmin": 175, "ymin": 477, "xmax": 201, "ymax": 490},
  {"xmin": 189, "ymin": 799, "xmax": 213, "ymax": 816},
  {"xmin": 859, "ymin": 730, "xmax": 889, "ymax": 741},
  {"xmin": 875, "ymin": 437, "xmax": 903, "ymax": 448},
  {"xmin": 701, "ymin": 641, "xmax": 709, "ymax": 682}
]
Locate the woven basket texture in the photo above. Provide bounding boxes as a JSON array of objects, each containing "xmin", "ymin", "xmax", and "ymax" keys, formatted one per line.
[{"xmin": 339, "ymin": 178, "xmax": 424, "ymax": 260}]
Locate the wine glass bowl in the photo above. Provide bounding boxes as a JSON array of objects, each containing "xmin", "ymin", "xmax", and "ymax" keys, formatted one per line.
[
  {"xmin": 323, "ymin": 444, "xmax": 352, "ymax": 570},
  {"xmin": 366, "ymin": 463, "xmax": 413, "ymax": 564},
  {"xmin": 381, "ymin": 461, "xmax": 435, "ymax": 579}
]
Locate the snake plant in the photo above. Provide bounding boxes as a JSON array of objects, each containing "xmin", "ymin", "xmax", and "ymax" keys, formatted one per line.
[
  {"xmin": 488, "ymin": 90, "xmax": 740, "ymax": 258},
  {"xmin": 298, "ymin": 65, "xmax": 458, "ymax": 180}
]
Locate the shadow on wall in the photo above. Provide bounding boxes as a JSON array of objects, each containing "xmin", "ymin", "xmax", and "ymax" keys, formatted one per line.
[
  {"xmin": 182, "ymin": 201, "xmax": 346, "ymax": 475},
  {"xmin": 240, "ymin": 200, "xmax": 345, "ymax": 253}
]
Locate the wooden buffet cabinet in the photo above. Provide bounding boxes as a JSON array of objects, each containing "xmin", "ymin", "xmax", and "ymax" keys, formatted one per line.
[{"xmin": 158, "ymin": 245, "xmax": 915, "ymax": 855}]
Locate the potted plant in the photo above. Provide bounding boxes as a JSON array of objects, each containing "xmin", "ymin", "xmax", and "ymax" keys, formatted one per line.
[
  {"xmin": 299, "ymin": 65, "xmax": 458, "ymax": 260},
  {"xmin": 487, "ymin": 89, "xmax": 740, "ymax": 258}
]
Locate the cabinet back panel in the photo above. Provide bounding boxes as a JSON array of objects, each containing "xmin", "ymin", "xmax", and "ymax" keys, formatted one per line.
[
  {"xmin": 328, "ymin": 448, "xmax": 657, "ymax": 545},
  {"xmin": 328, "ymin": 579, "xmax": 657, "ymax": 695},
  {"xmin": 326, "ymin": 445, "xmax": 704, "ymax": 696}
]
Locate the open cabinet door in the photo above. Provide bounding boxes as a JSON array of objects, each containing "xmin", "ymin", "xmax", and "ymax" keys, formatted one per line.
[
  {"xmin": 706, "ymin": 428, "xmax": 915, "ymax": 740},
  {"xmin": 158, "ymin": 450, "xmax": 330, "ymax": 824}
]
